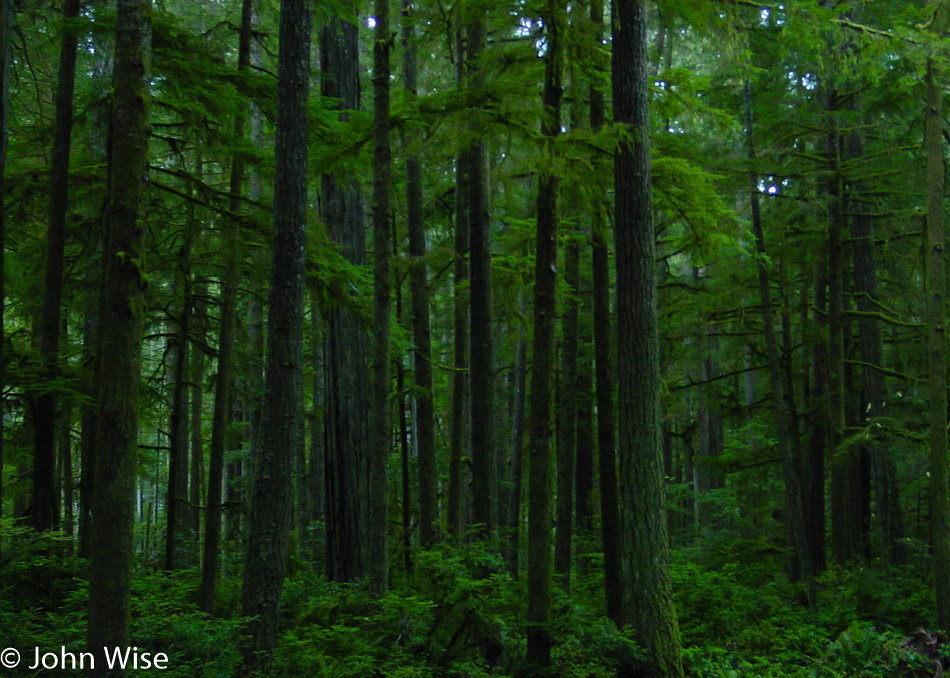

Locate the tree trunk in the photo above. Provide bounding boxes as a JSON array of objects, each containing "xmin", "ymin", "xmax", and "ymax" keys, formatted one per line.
[
  {"xmin": 527, "ymin": 3, "xmax": 562, "ymax": 668},
  {"xmin": 369, "ymin": 0, "xmax": 392, "ymax": 595},
  {"xmin": 165, "ymin": 280, "xmax": 190, "ymax": 571},
  {"xmin": 86, "ymin": 0, "xmax": 151, "ymax": 670},
  {"xmin": 745, "ymin": 80, "xmax": 815, "ymax": 598},
  {"xmin": 33, "ymin": 0, "xmax": 80, "ymax": 532},
  {"xmin": 555, "ymin": 228, "xmax": 579, "ymax": 587},
  {"xmin": 804, "ymin": 260, "xmax": 828, "ymax": 574},
  {"xmin": 240, "ymin": 0, "xmax": 309, "ymax": 667},
  {"xmin": 0, "ymin": 0, "xmax": 11, "ymax": 553},
  {"xmin": 200, "ymin": 0, "xmax": 252, "ymax": 612},
  {"xmin": 925, "ymin": 10, "xmax": 950, "ymax": 628},
  {"xmin": 403, "ymin": 0, "xmax": 437, "ymax": 549},
  {"xmin": 590, "ymin": 0, "xmax": 621, "ymax": 629},
  {"xmin": 848, "ymin": 129, "xmax": 906, "ymax": 566},
  {"xmin": 466, "ymin": 12, "xmax": 494, "ymax": 538},
  {"xmin": 189, "ymin": 289, "xmax": 206, "ymax": 541},
  {"xmin": 613, "ymin": 2, "xmax": 684, "ymax": 676},
  {"xmin": 322, "ymin": 9, "xmax": 371, "ymax": 583},
  {"xmin": 505, "ymin": 333, "xmax": 527, "ymax": 576}
]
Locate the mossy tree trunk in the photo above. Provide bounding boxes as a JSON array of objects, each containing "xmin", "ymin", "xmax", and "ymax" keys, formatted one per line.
[
  {"xmin": 613, "ymin": 1, "xmax": 683, "ymax": 675},
  {"xmin": 239, "ymin": 0, "xmax": 310, "ymax": 668},
  {"xmin": 86, "ymin": 0, "xmax": 151, "ymax": 671}
]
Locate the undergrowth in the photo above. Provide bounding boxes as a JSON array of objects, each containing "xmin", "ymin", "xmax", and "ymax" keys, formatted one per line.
[{"xmin": 0, "ymin": 520, "xmax": 943, "ymax": 676}]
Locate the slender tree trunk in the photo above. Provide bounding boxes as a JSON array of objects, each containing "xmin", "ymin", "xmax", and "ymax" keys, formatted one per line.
[
  {"xmin": 403, "ymin": 0, "xmax": 437, "ymax": 549},
  {"xmin": 555, "ymin": 230, "xmax": 579, "ymax": 587},
  {"xmin": 33, "ymin": 0, "xmax": 80, "ymax": 533},
  {"xmin": 925, "ymin": 8, "xmax": 950, "ymax": 629},
  {"xmin": 369, "ymin": 0, "xmax": 392, "ymax": 595},
  {"xmin": 79, "ymin": 252, "xmax": 99, "ymax": 558},
  {"xmin": 804, "ymin": 260, "xmax": 828, "ymax": 574},
  {"xmin": 745, "ymin": 80, "xmax": 815, "ymax": 598},
  {"xmin": 189, "ymin": 290, "xmax": 206, "ymax": 540},
  {"xmin": 165, "ymin": 287, "xmax": 190, "ymax": 571},
  {"xmin": 308, "ymin": 288, "xmax": 324, "ymax": 564},
  {"xmin": 613, "ymin": 2, "xmax": 684, "ymax": 675},
  {"xmin": 505, "ymin": 334, "xmax": 527, "ymax": 576},
  {"xmin": 848, "ymin": 129, "xmax": 906, "ymax": 566},
  {"xmin": 590, "ymin": 0, "xmax": 621, "ymax": 628},
  {"xmin": 200, "ymin": 0, "xmax": 252, "ymax": 613},
  {"xmin": 86, "ymin": 0, "xmax": 151, "ymax": 671},
  {"xmin": 466, "ymin": 12, "xmax": 495, "ymax": 537},
  {"xmin": 526, "ymin": 2, "xmax": 562, "ymax": 667},
  {"xmin": 0, "ymin": 0, "xmax": 12, "ymax": 552},
  {"xmin": 240, "ymin": 0, "xmax": 310, "ymax": 667}
]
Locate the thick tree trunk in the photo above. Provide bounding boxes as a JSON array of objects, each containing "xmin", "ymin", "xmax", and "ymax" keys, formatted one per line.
[
  {"xmin": 526, "ymin": 2, "xmax": 562, "ymax": 669},
  {"xmin": 86, "ymin": 0, "xmax": 151, "ymax": 671},
  {"xmin": 200, "ymin": 0, "xmax": 252, "ymax": 612},
  {"xmin": 323, "ymin": 11, "xmax": 371, "ymax": 583},
  {"xmin": 33, "ymin": 0, "xmax": 80, "ymax": 532},
  {"xmin": 925, "ymin": 17, "xmax": 950, "ymax": 629},
  {"xmin": 240, "ymin": 0, "xmax": 309, "ymax": 667},
  {"xmin": 745, "ymin": 80, "xmax": 815, "ymax": 598},
  {"xmin": 613, "ymin": 3, "xmax": 684, "ymax": 675},
  {"xmin": 369, "ymin": 0, "xmax": 392, "ymax": 595}
]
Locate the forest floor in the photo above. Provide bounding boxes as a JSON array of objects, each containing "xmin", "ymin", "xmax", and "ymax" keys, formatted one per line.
[{"xmin": 0, "ymin": 523, "xmax": 946, "ymax": 677}]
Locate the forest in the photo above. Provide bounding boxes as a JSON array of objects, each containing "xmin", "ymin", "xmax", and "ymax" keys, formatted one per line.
[{"xmin": 3, "ymin": 0, "xmax": 950, "ymax": 675}]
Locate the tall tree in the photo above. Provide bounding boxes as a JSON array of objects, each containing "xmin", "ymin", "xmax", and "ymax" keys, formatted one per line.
[
  {"xmin": 745, "ymin": 80, "xmax": 815, "ymax": 595},
  {"xmin": 466, "ymin": 9, "xmax": 495, "ymax": 537},
  {"xmin": 526, "ymin": 0, "xmax": 562, "ymax": 669},
  {"xmin": 200, "ymin": 0, "xmax": 253, "ymax": 612},
  {"xmin": 590, "ymin": 0, "xmax": 621, "ymax": 627},
  {"xmin": 240, "ymin": 0, "xmax": 310, "ymax": 668},
  {"xmin": 33, "ymin": 0, "xmax": 80, "ymax": 532},
  {"xmin": 0, "ymin": 0, "xmax": 13, "ymax": 542},
  {"xmin": 322, "ymin": 9, "xmax": 371, "ymax": 582},
  {"xmin": 447, "ymin": 28, "xmax": 468, "ymax": 538},
  {"xmin": 86, "ymin": 0, "xmax": 151, "ymax": 670},
  {"xmin": 613, "ymin": 1, "xmax": 683, "ymax": 675},
  {"xmin": 369, "ymin": 0, "xmax": 392, "ymax": 595},
  {"xmin": 402, "ymin": 0, "xmax": 438, "ymax": 550},
  {"xmin": 925, "ymin": 0, "xmax": 950, "ymax": 632}
]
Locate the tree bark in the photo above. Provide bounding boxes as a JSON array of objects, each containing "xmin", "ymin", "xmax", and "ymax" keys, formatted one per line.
[
  {"xmin": 240, "ymin": 0, "xmax": 309, "ymax": 667},
  {"xmin": 848, "ymin": 129, "xmax": 906, "ymax": 566},
  {"xmin": 555, "ymin": 228, "xmax": 579, "ymax": 587},
  {"xmin": 369, "ymin": 0, "xmax": 392, "ymax": 595},
  {"xmin": 466, "ymin": 13, "xmax": 494, "ymax": 537},
  {"xmin": 86, "ymin": 0, "xmax": 151, "ymax": 671},
  {"xmin": 200, "ymin": 0, "xmax": 253, "ymax": 612},
  {"xmin": 0, "ymin": 0, "xmax": 11, "ymax": 553},
  {"xmin": 613, "ymin": 2, "xmax": 683, "ymax": 675},
  {"xmin": 403, "ymin": 0, "xmax": 437, "ymax": 549},
  {"xmin": 590, "ymin": 0, "xmax": 621, "ymax": 629},
  {"xmin": 745, "ymin": 80, "xmax": 815, "ymax": 598},
  {"xmin": 322, "ymin": 9, "xmax": 370, "ymax": 583},
  {"xmin": 526, "ymin": 1, "xmax": 562, "ymax": 669},
  {"xmin": 33, "ymin": 0, "xmax": 80, "ymax": 532},
  {"xmin": 925, "ymin": 7, "xmax": 950, "ymax": 629}
]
